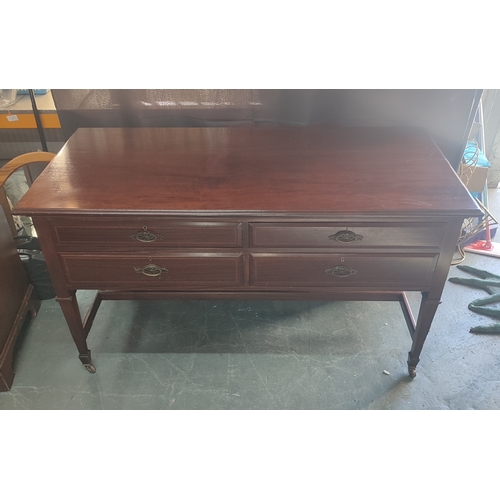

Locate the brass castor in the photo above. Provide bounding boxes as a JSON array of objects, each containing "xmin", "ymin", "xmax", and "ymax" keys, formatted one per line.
[
  {"xmin": 84, "ymin": 363, "xmax": 96, "ymax": 373},
  {"xmin": 408, "ymin": 366, "xmax": 417, "ymax": 378}
]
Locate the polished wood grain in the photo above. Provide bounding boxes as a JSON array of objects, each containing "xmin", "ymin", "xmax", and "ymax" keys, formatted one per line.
[
  {"xmin": 249, "ymin": 253, "xmax": 439, "ymax": 289},
  {"xmin": 47, "ymin": 217, "xmax": 243, "ymax": 249},
  {"xmin": 14, "ymin": 127, "xmax": 480, "ymax": 217},
  {"xmin": 13, "ymin": 127, "xmax": 482, "ymax": 378},
  {"xmin": 59, "ymin": 252, "xmax": 245, "ymax": 288},
  {"xmin": 249, "ymin": 222, "xmax": 446, "ymax": 248}
]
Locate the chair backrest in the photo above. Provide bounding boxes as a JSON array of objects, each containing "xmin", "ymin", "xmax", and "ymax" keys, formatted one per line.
[{"xmin": 0, "ymin": 152, "xmax": 56, "ymax": 236}]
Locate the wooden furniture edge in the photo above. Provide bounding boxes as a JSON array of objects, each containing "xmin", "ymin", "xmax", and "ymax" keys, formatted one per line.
[{"xmin": 0, "ymin": 284, "xmax": 40, "ymax": 391}]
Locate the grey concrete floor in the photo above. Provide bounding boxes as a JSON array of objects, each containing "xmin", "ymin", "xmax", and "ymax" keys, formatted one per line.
[{"xmin": 2, "ymin": 193, "xmax": 500, "ymax": 410}]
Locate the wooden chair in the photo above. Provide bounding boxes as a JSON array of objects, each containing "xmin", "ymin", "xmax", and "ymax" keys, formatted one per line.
[
  {"xmin": 0, "ymin": 152, "xmax": 55, "ymax": 391},
  {"xmin": 0, "ymin": 152, "xmax": 55, "ymax": 236}
]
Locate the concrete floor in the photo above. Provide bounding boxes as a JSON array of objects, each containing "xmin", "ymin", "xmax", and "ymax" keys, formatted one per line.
[{"xmin": 2, "ymin": 193, "xmax": 500, "ymax": 410}]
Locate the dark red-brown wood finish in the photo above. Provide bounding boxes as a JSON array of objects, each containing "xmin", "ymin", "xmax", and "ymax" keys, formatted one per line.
[
  {"xmin": 14, "ymin": 127, "xmax": 481, "ymax": 378},
  {"xmin": 0, "ymin": 211, "xmax": 39, "ymax": 391}
]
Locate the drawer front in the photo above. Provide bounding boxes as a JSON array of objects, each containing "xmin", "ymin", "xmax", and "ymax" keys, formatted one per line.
[
  {"xmin": 250, "ymin": 253, "xmax": 438, "ymax": 289},
  {"xmin": 49, "ymin": 217, "xmax": 243, "ymax": 248},
  {"xmin": 59, "ymin": 252, "xmax": 244, "ymax": 289},
  {"xmin": 249, "ymin": 223, "xmax": 445, "ymax": 248}
]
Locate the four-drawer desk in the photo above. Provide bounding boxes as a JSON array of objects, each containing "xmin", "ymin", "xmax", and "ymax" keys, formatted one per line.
[{"xmin": 14, "ymin": 127, "xmax": 481, "ymax": 378}]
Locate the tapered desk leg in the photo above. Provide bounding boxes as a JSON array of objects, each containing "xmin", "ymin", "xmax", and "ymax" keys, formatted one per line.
[
  {"xmin": 407, "ymin": 292, "xmax": 441, "ymax": 378},
  {"xmin": 56, "ymin": 292, "xmax": 95, "ymax": 373}
]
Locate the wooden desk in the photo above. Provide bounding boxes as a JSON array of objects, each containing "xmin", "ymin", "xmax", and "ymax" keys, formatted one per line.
[{"xmin": 13, "ymin": 127, "xmax": 481, "ymax": 378}]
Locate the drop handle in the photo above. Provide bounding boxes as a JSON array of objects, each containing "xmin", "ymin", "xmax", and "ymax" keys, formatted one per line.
[
  {"xmin": 130, "ymin": 226, "xmax": 164, "ymax": 243},
  {"xmin": 134, "ymin": 263, "xmax": 168, "ymax": 277},
  {"xmin": 325, "ymin": 265, "xmax": 357, "ymax": 277},
  {"xmin": 328, "ymin": 230, "xmax": 363, "ymax": 243}
]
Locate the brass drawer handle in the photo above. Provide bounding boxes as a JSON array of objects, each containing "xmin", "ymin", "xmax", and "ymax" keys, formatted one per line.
[
  {"xmin": 328, "ymin": 230, "xmax": 363, "ymax": 244},
  {"xmin": 325, "ymin": 265, "xmax": 357, "ymax": 277},
  {"xmin": 134, "ymin": 263, "xmax": 168, "ymax": 277},
  {"xmin": 130, "ymin": 226, "xmax": 164, "ymax": 243}
]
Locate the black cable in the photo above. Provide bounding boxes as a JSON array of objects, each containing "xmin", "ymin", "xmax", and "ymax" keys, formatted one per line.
[{"xmin": 28, "ymin": 89, "xmax": 48, "ymax": 152}]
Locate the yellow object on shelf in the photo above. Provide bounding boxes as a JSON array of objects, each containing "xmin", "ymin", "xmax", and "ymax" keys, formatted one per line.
[
  {"xmin": 0, "ymin": 90, "xmax": 60, "ymax": 129},
  {"xmin": 0, "ymin": 112, "xmax": 60, "ymax": 129}
]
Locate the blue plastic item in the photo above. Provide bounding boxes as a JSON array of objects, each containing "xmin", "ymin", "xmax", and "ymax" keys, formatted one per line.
[{"xmin": 463, "ymin": 141, "xmax": 491, "ymax": 167}]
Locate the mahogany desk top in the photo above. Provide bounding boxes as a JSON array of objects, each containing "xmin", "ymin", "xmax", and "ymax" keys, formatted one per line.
[{"xmin": 15, "ymin": 126, "xmax": 478, "ymax": 217}]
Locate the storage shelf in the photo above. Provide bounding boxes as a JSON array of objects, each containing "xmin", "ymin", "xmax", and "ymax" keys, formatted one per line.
[{"xmin": 0, "ymin": 91, "xmax": 60, "ymax": 129}]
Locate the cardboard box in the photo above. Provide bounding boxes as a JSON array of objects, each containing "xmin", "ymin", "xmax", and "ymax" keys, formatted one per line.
[{"xmin": 466, "ymin": 166, "xmax": 489, "ymax": 193}]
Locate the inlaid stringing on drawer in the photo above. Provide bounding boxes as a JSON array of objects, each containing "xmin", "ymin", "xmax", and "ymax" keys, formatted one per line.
[
  {"xmin": 59, "ymin": 252, "xmax": 245, "ymax": 288},
  {"xmin": 249, "ymin": 222, "xmax": 446, "ymax": 248},
  {"xmin": 48, "ymin": 217, "xmax": 244, "ymax": 248},
  {"xmin": 249, "ymin": 253, "xmax": 439, "ymax": 289}
]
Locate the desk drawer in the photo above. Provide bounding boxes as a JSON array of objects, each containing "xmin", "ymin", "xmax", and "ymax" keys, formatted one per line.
[
  {"xmin": 249, "ymin": 223, "xmax": 445, "ymax": 248},
  {"xmin": 250, "ymin": 253, "xmax": 438, "ymax": 289},
  {"xmin": 48, "ymin": 217, "xmax": 243, "ymax": 248},
  {"xmin": 59, "ymin": 252, "xmax": 244, "ymax": 289}
]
